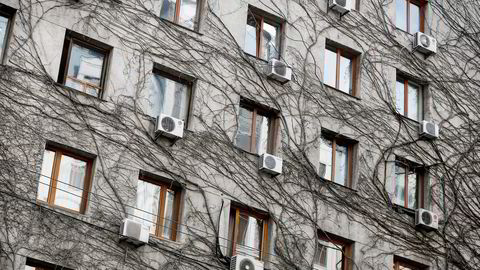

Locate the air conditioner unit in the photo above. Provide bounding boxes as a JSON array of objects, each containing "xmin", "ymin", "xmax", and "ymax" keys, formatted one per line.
[
  {"xmin": 415, "ymin": 208, "xmax": 439, "ymax": 230},
  {"xmin": 259, "ymin": 153, "xmax": 283, "ymax": 175},
  {"xmin": 419, "ymin": 120, "xmax": 439, "ymax": 139},
  {"xmin": 413, "ymin": 32, "xmax": 437, "ymax": 54},
  {"xmin": 265, "ymin": 59, "xmax": 292, "ymax": 83},
  {"xmin": 155, "ymin": 113, "xmax": 184, "ymax": 139},
  {"xmin": 329, "ymin": 0, "xmax": 351, "ymax": 14},
  {"xmin": 230, "ymin": 255, "xmax": 264, "ymax": 270},
  {"xmin": 119, "ymin": 219, "xmax": 150, "ymax": 246}
]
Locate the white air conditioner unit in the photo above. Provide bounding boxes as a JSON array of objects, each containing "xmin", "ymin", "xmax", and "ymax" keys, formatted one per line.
[
  {"xmin": 119, "ymin": 219, "xmax": 150, "ymax": 246},
  {"xmin": 230, "ymin": 255, "xmax": 264, "ymax": 270},
  {"xmin": 329, "ymin": 0, "xmax": 351, "ymax": 14},
  {"xmin": 259, "ymin": 153, "xmax": 283, "ymax": 175},
  {"xmin": 265, "ymin": 59, "xmax": 292, "ymax": 83},
  {"xmin": 415, "ymin": 208, "xmax": 439, "ymax": 230},
  {"xmin": 419, "ymin": 120, "xmax": 439, "ymax": 139},
  {"xmin": 155, "ymin": 113, "xmax": 184, "ymax": 139},
  {"xmin": 413, "ymin": 32, "xmax": 437, "ymax": 55}
]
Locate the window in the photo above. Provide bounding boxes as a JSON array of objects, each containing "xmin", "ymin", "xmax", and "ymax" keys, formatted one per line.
[
  {"xmin": 234, "ymin": 99, "xmax": 280, "ymax": 155},
  {"xmin": 319, "ymin": 134, "xmax": 354, "ymax": 187},
  {"xmin": 314, "ymin": 232, "xmax": 354, "ymax": 270},
  {"xmin": 149, "ymin": 68, "xmax": 192, "ymax": 123},
  {"xmin": 57, "ymin": 30, "xmax": 111, "ymax": 98},
  {"xmin": 228, "ymin": 205, "xmax": 268, "ymax": 260},
  {"xmin": 393, "ymin": 160, "xmax": 424, "ymax": 209},
  {"xmin": 0, "ymin": 5, "xmax": 15, "ymax": 64},
  {"xmin": 393, "ymin": 256, "xmax": 428, "ymax": 270},
  {"xmin": 323, "ymin": 43, "xmax": 359, "ymax": 95},
  {"xmin": 395, "ymin": 76, "xmax": 423, "ymax": 121},
  {"xmin": 25, "ymin": 258, "xmax": 73, "ymax": 270},
  {"xmin": 133, "ymin": 172, "xmax": 182, "ymax": 241},
  {"xmin": 160, "ymin": 0, "xmax": 201, "ymax": 30},
  {"xmin": 37, "ymin": 145, "xmax": 94, "ymax": 213},
  {"xmin": 395, "ymin": 0, "xmax": 426, "ymax": 34},
  {"xmin": 244, "ymin": 7, "xmax": 282, "ymax": 61}
]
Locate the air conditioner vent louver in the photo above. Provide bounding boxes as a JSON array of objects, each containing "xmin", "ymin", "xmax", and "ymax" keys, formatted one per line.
[
  {"xmin": 231, "ymin": 255, "xmax": 264, "ymax": 270},
  {"xmin": 420, "ymin": 34, "xmax": 430, "ymax": 47},
  {"xmin": 265, "ymin": 59, "xmax": 292, "ymax": 83},
  {"xmin": 273, "ymin": 61, "xmax": 287, "ymax": 76},
  {"xmin": 258, "ymin": 153, "xmax": 283, "ymax": 175},
  {"xmin": 413, "ymin": 32, "xmax": 437, "ymax": 54},
  {"xmin": 155, "ymin": 114, "xmax": 184, "ymax": 139},
  {"xmin": 419, "ymin": 120, "xmax": 439, "ymax": 139},
  {"xmin": 425, "ymin": 122, "xmax": 436, "ymax": 135},
  {"xmin": 415, "ymin": 208, "xmax": 439, "ymax": 231},
  {"xmin": 422, "ymin": 211, "xmax": 432, "ymax": 225},
  {"xmin": 239, "ymin": 258, "xmax": 255, "ymax": 270},
  {"xmin": 264, "ymin": 155, "xmax": 277, "ymax": 170},
  {"xmin": 161, "ymin": 116, "xmax": 176, "ymax": 132}
]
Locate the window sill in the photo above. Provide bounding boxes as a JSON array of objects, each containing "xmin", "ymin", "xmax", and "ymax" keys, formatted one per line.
[
  {"xmin": 149, "ymin": 234, "xmax": 182, "ymax": 246},
  {"xmin": 159, "ymin": 18, "xmax": 203, "ymax": 36},
  {"xmin": 318, "ymin": 176, "xmax": 357, "ymax": 192},
  {"xmin": 244, "ymin": 52, "xmax": 269, "ymax": 63},
  {"xmin": 36, "ymin": 200, "xmax": 91, "ymax": 221},
  {"xmin": 55, "ymin": 82, "xmax": 105, "ymax": 101},
  {"xmin": 392, "ymin": 204, "xmax": 416, "ymax": 217},
  {"xmin": 395, "ymin": 27, "xmax": 415, "ymax": 36},
  {"xmin": 395, "ymin": 113, "xmax": 421, "ymax": 125},
  {"xmin": 325, "ymin": 85, "xmax": 361, "ymax": 100}
]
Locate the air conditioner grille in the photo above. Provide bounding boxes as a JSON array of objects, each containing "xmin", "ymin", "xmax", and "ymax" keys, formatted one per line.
[
  {"xmin": 336, "ymin": 0, "xmax": 347, "ymax": 7},
  {"xmin": 425, "ymin": 122, "xmax": 436, "ymax": 134},
  {"xmin": 125, "ymin": 221, "xmax": 141, "ymax": 239},
  {"xmin": 161, "ymin": 116, "xmax": 176, "ymax": 132},
  {"xmin": 264, "ymin": 156, "xmax": 277, "ymax": 170},
  {"xmin": 422, "ymin": 211, "xmax": 432, "ymax": 225},
  {"xmin": 239, "ymin": 258, "xmax": 255, "ymax": 270},
  {"xmin": 420, "ymin": 34, "xmax": 430, "ymax": 47},
  {"xmin": 273, "ymin": 61, "xmax": 287, "ymax": 76}
]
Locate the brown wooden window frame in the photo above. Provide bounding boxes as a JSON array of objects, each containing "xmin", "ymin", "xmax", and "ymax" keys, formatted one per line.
[
  {"xmin": 396, "ymin": 0, "xmax": 426, "ymax": 34},
  {"xmin": 160, "ymin": 0, "xmax": 202, "ymax": 31},
  {"xmin": 0, "ymin": 4, "xmax": 16, "ymax": 64},
  {"xmin": 37, "ymin": 145, "xmax": 94, "ymax": 214},
  {"xmin": 245, "ymin": 6, "xmax": 284, "ymax": 60},
  {"xmin": 393, "ymin": 256, "xmax": 428, "ymax": 270},
  {"xmin": 394, "ymin": 159, "xmax": 425, "ymax": 209},
  {"xmin": 315, "ymin": 231, "xmax": 354, "ymax": 270},
  {"xmin": 236, "ymin": 99, "xmax": 280, "ymax": 155},
  {"xmin": 319, "ymin": 134, "xmax": 355, "ymax": 188},
  {"xmin": 395, "ymin": 76, "xmax": 424, "ymax": 121},
  {"xmin": 324, "ymin": 44, "xmax": 359, "ymax": 96},
  {"xmin": 137, "ymin": 173, "xmax": 182, "ymax": 241},
  {"xmin": 229, "ymin": 205, "xmax": 269, "ymax": 261},
  {"xmin": 57, "ymin": 30, "xmax": 111, "ymax": 98}
]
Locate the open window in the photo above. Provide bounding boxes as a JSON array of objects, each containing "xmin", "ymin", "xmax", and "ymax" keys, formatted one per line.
[
  {"xmin": 394, "ymin": 74, "xmax": 424, "ymax": 122},
  {"xmin": 160, "ymin": 0, "xmax": 201, "ymax": 30},
  {"xmin": 132, "ymin": 171, "xmax": 182, "ymax": 241},
  {"xmin": 0, "ymin": 4, "xmax": 15, "ymax": 64},
  {"xmin": 393, "ymin": 256, "xmax": 428, "ymax": 270},
  {"xmin": 36, "ymin": 144, "xmax": 95, "ymax": 214},
  {"xmin": 319, "ymin": 132, "xmax": 356, "ymax": 188},
  {"xmin": 323, "ymin": 40, "xmax": 360, "ymax": 96},
  {"xmin": 393, "ymin": 158, "xmax": 425, "ymax": 210},
  {"xmin": 244, "ymin": 6, "xmax": 283, "ymax": 61},
  {"xmin": 228, "ymin": 204, "xmax": 269, "ymax": 260},
  {"xmin": 57, "ymin": 30, "xmax": 112, "ymax": 98},
  {"xmin": 395, "ymin": 0, "xmax": 426, "ymax": 34},
  {"xmin": 314, "ymin": 231, "xmax": 354, "ymax": 270},
  {"xmin": 234, "ymin": 98, "xmax": 280, "ymax": 155}
]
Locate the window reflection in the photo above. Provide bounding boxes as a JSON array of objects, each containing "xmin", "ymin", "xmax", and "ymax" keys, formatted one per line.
[
  {"xmin": 314, "ymin": 240, "xmax": 344, "ymax": 270},
  {"xmin": 150, "ymin": 73, "xmax": 189, "ymax": 121},
  {"xmin": 339, "ymin": 55, "xmax": 353, "ymax": 94},
  {"xmin": 160, "ymin": 0, "xmax": 177, "ymax": 22},
  {"xmin": 65, "ymin": 43, "xmax": 105, "ymax": 97},
  {"xmin": 160, "ymin": 0, "xmax": 199, "ymax": 30},
  {"xmin": 244, "ymin": 13, "xmax": 258, "ymax": 56},
  {"xmin": 319, "ymin": 137, "xmax": 333, "ymax": 180},
  {"xmin": 409, "ymin": 3, "xmax": 420, "ymax": 34},
  {"xmin": 408, "ymin": 82, "xmax": 421, "ymax": 121},
  {"xmin": 395, "ymin": 78, "xmax": 422, "ymax": 121},
  {"xmin": 0, "ymin": 15, "xmax": 8, "ymax": 62},
  {"xmin": 255, "ymin": 114, "xmax": 269, "ymax": 155},
  {"xmin": 234, "ymin": 103, "xmax": 275, "ymax": 154},
  {"xmin": 395, "ymin": 0, "xmax": 407, "ymax": 31},
  {"xmin": 236, "ymin": 214, "xmax": 263, "ymax": 258},
  {"xmin": 323, "ymin": 48, "xmax": 337, "ymax": 88},
  {"xmin": 244, "ymin": 10, "xmax": 281, "ymax": 60},
  {"xmin": 394, "ymin": 163, "xmax": 418, "ymax": 209},
  {"xmin": 262, "ymin": 22, "xmax": 279, "ymax": 60},
  {"xmin": 335, "ymin": 144, "xmax": 348, "ymax": 186},
  {"xmin": 134, "ymin": 179, "xmax": 161, "ymax": 235}
]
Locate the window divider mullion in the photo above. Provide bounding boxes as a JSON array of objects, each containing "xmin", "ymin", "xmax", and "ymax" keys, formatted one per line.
[
  {"xmin": 261, "ymin": 221, "xmax": 268, "ymax": 260},
  {"xmin": 232, "ymin": 209, "xmax": 240, "ymax": 256},
  {"xmin": 156, "ymin": 186, "xmax": 167, "ymax": 238},
  {"xmin": 175, "ymin": 0, "xmax": 181, "ymax": 24},
  {"xmin": 404, "ymin": 79, "xmax": 409, "ymax": 117},
  {"xmin": 331, "ymin": 139, "xmax": 337, "ymax": 181},
  {"xmin": 335, "ymin": 49, "xmax": 341, "ymax": 89},
  {"xmin": 258, "ymin": 16, "xmax": 264, "ymax": 58},
  {"xmin": 251, "ymin": 109, "xmax": 258, "ymax": 153},
  {"xmin": 48, "ymin": 151, "xmax": 62, "ymax": 206},
  {"xmin": 404, "ymin": 166, "xmax": 409, "ymax": 208},
  {"xmin": 407, "ymin": 0, "xmax": 411, "ymax": 33}
]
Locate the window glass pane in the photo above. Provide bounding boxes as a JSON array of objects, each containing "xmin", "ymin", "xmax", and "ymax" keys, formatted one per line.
[
  {"xmin": 54, "ymin": 154, "xmax": 87, "ymax": 212},
  {"xmin": 319, "ymin": 137, "xmax": 333, "ymax": 180},
  {"xmin": 65, "ymin": 43, "xmax": 105, "ymax": 97},
  {"xmin": 235, "ymin": 106, "xmax": 253, "ymax": 152},
  {"xmin": 160, "ymin": 0, "xmax": 176, "ymax": 22},
  {"xmin": 395, "ymin": 80, "xmax": 405, "ymax": 115},
  {"xmin": 409, "ymin": 2, "xmax": 420, "ymax": 34},
  {"xmin": 395, "ymin": 0, "xmax": 407, "ymax": 31},
  {"xmin": 395, "ymin": 164, "xmax": 406, "ymax": 206},
  {"xmin": 407, "ymin": 169, "xmax": 417, "ymax": 209},
  {"xmin": 0, "ymin": 15, "xmax": 8, "ymax": 62},
  {"xmin": 228, "ymin": 210, "xmax": 236, "ymax": 256},
  {"xmin": 314, "ymin": 244, "xmax": 328, "ymax": 266},
  {"xmin": 324, "ymin": 48, "xmax": 337, "ymax": 88},
  {"xmin": 134, "ymin": 179, "xmax": 161, "ymax": 235},
  {"xmin": 255, "ymin": 114, "xmax": 270, "ymax": 154},
  {"xmin": 316, "ymin": 241, "xmax": 344, "ymax": 270},
  {"xmin": 236, "ymin": 214, "xmax": 263, "ymax": 258},
  {"xmin": 339, "ymin": 55, "xmax": 353, "ymax": 94},
  {"xmin": 162, "ymin": 189, "xmax": 175, "ymax": 238},
  {"xmin": 245, "ymin": 13, "xmax": 258, "ymax": 56},
  {"xmin": 351, "ymin": 0, "xmax": 357, "ymax": 10},
  {"xmin": 179, "ymin": 0, "xmax": 198, "ymax": 29},
  {"xmin": 37, "ymin": 150, "xmax": 56, "ymax": 202},
  {"xmin": 150, "ymin": 73, "xmax": 189, "ymax": 120},
  {"xmin": 262, "ymin": 21, "xmax": 279, "ymax": 60},
  {"xmin": 407, "ymin": 82, "xmax": 420, "ymax": 121},
  {"xmin": 335, "ymin": 144, "xmax": 348, "ymax": 186}
]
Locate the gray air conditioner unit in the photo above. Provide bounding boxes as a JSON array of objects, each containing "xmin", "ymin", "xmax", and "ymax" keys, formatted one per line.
[
  {"xmin": 415, "ymin": 208, "xmax": 439, "ymax": 231},
  {"xmin": 155, "ymin": 113, "xmax": 184, "ymax": 139},
  {"xmin": 265, "ymin": 59, "xmax": 292, "ymax": 83},
  {"xmin": 329, "ymin": 0, "xmax": 351, "ymax": 14},
  {"xmin": 230, "ymin": 255, "xmax": 264, "ymax": 270},
  {"xmin": 419, "ymin": 120, "xmax": 439, "ymax": 139},
  {"xmin": 413, "ymin": 32, "xmax": 437, "ymax": 54},
  {"xmin": 259, "ymin": 153, "xmax": 283, "ymax": 175},
  {"xmin": 119, "ymin": 219, "xmax": 150, "ymax": 246}
]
